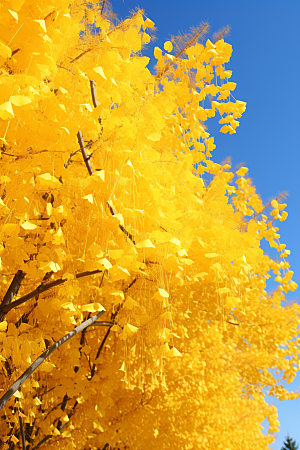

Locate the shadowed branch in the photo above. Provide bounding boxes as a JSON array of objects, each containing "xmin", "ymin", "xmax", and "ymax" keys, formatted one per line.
[{"xmin": 0, "ymin": 269, "xmax": 102, "ymax": 318}]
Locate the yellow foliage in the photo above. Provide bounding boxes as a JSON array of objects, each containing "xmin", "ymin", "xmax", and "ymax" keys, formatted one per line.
[{"xmin": 0, "ymin": 1, "xmax": 298, "ymax": 450}]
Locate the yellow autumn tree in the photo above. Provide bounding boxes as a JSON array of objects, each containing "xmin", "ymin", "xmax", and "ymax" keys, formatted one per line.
[{"xmin": 0, "ymin": 1, "xmax": 299, "ymax": 450}]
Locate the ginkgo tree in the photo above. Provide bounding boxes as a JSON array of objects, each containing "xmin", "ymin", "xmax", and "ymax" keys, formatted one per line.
[{"xmin": 0, "ymin": 1, "xmax": 299, "ymax": 449}]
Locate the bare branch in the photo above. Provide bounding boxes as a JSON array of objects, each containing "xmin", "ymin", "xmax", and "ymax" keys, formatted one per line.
[
  {"xmin": 0, "ymin": 310, "xmax": 106, "ymax": 411},
  {"xmin": 212, "ymin": 25, "xmax": 231, "ymax": 44}
]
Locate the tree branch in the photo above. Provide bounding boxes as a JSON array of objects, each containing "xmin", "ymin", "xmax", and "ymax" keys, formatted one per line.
[
  {"xmin": 0, "ymin": 310, "xmax": 106, "ymax": 411},
  {"xmin": 90, "ymin": 327, "xmax": 111, "ymax": 379},
  {"xmin": 0, "ymin": 270, "xmax": 26, "ymax": 322},
  {"xmin": 90, "ymin": 80, "xmax": 98, "ymax": 108},
  {"xmin": 77, "ymin": 131, "xmax": 93, "ymax": 175},
  {"xmin": 19, "ymin": 416, "xmax": 26, "ymax": 450},
  {"xmin": 0, "ymin": 269, "xmax": 102, "ymax": 316}
]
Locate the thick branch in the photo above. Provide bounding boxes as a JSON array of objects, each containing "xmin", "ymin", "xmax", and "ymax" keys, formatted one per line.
[
  {"xmin": 0, "ymin": 310, "xmax": 105, "ymax": 411},
  {"xmin": 0, "ymin": 269, "xmax": 102, "ymax": 316},
  {"xmin": 0, "ymin": 270, "xmax": 26, "ymax": 322}
]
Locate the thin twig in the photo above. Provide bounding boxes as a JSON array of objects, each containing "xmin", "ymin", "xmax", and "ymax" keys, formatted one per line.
[
  {"xmin": 90, "ymin": 327, "xmax": 111, "ymax": 379},
  {"xmin": 0, "ymin": 310, "xmax": 106, "ymax": 411},
  {"xmin": 69, "ymin": 48, "xmax": 93, "ymax": 64},
  {"xmin": 90, "ymin": 278, "xmax": 137, "ymax": 379}
]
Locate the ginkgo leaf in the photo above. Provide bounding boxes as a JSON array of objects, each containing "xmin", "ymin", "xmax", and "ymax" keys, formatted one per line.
[
  {"xmin": 236, "ymin": 166, "xmax": 248, "ymax": 177},
  {"xmin": 0, "ymin": 322, "xmax": 7, "ymax": 332},
  {"xmin": 99, "ymin": 258, "xmax": 112, "ymax": 270},
  {"xmin": 144, "ymin": 18, "xmax": 155, "ymax": 28},
  {"xmin": 81, "ymin": 303, "xmax": 105, "ymax": 312},
  {"xmin": 164, "ymin": 41, "xmax": 173, "ymax": 52},
  {"xmin": 94, "ymin": 170, "xmax": 105, "ymax": 181},
  {"xmin": 109, "ymin": 265, "xmax": 130, "ymax": 281},
  {"xmin": 0, "ymin": 137, "xmax": 8, "ymax": 146},
  {"xmin": 21, "ymin": 221, "xmax": 37, "ymax": 230},
  {"xmin": 53, "ymin": 227, "xmax": 65, "ymax": 244},
  {"xmin": 82, "ymin": 194, "xmax": 93, "ymax": 203},
  {"xmin": 123, "ymin": 296, "xmax": 137, "ymax": 310},
  {"xmin": 166, "ymin": 347, "xmax": 182, "ymax": 357},
  {"xmin": 93, "ymin": 66, "xmax": 107, "ymax": 79},
  {"xmin": 10, "ymin": 436, "xmax": 19, "ymax": 445},
  {"xmin": 10, "ymin": 95, "xmax": 32, "ymax": 106},
  {"xmin": 124, "ymin": 323, "xmax": 138, "ymax": 337},
  {"xmin": 0, "ymin": 198, "xmax": 9, "ymax": 211},
  {"xmin": 159, "ymin": 343, "xmax": 170, "ymax": 356},
  {"xmin": 108, "ymin": 249, "xmax": 124, "ymax": 260},
  {"xmin": 34, "ymin": 19, "xmax": 47, "ymax": 32},
  {"xmin": 36, "ymin": 173, "xmax": 61, "ymax": 188},
  {"xmin": 0, "ymin": 101, "xmax": 14, "ymax": 119},
  {"xmin": 39, "ymin": 362, "xmax": 56, "ymax": 372},
  {"xmin": 158, "ymin": 288, "xmax": 169, "ymax": 298},
  {"xmin": 170, "ymin": 238, "xmax": 181, "ymax": 246},
  {"xmin": 136, "ymin": 239, "xmax": 155, "ymax": 248},
  {"xmin": 154, "ymin": 47, "xmax": 163, "ymax": 59},
  {"xmin": 61, "ymin": 302, "xmax": 76, "ymax": 311},
  {"xmin": 147, "ymin": 132, "xmax": 161, "ymax": 141},
  {"xmin": 8, "ymin": 10, "xmax": 18, "ymax": 22},
  {"xmin": 0, "ymin": 41, "xmax": 11, "ymax": 59},
  {"xmin": 119, "ymin": 361, "xmax": 126, "ymax": 372},
  {"xmin": 32, "ymin": 397, "xmax": 42, "ymax": 405},
  {"xmin": 39, "ymin": 261, "xmax": 61, "ymax": 273},
  {"xmin": 46, "ymin": 203, "xmax": 52, "ymax": 216}
]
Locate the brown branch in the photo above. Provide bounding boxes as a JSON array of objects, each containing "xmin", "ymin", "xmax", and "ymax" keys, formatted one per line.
[
  {"xmin": 56, "ymin": 393, "xmax": 69, "ymax": 431},
  {"xmin": 19, "ymin": 416, "xmax": 26, "ymax": 450},
  {"xmin": 77, "ymin": 131, "xmax": 93, "ymax": 175},
  {"xmin": 30, "ymin": 434, "xmax": 52, "ymax": 450},
  {"xmin": 0, "ymin": 270, "xmax": 26, "ymax": 322},
  {"xmin": 90, "ymin": 278, "xmax": 137, "ymax": 379},
  {"xmin": 90, "ymin": 80, "xmax": 98, "ymax": 108},
  {"xmin": 11, "ymin": 48, "xmax": 20, "ymax": 57},
  {"xmin": 0, "ymin": 310, "xmax": 106, "ymax": 411},
  {"xmin": 64, "ymin": 138, "xmax": 100, "ymax": 169},
  {"xmin": 69, "ymin": 48, "xmax": 93, "ymax": 64},
  {"xmin": 101, "ymin": 0, "xmax": 106, "ymax": 15},
  {"xmin": 90, "ymin": 326, "xmax": 111, "ymax": 379},
  {"xmin": 0, "ymin": 269, "xmax": 102, "ymax": 316}
]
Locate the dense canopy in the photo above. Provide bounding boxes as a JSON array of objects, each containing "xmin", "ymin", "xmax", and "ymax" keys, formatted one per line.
[{"xmin": 0, "ymin": 1, "xmax": 299, "ymax": 449}]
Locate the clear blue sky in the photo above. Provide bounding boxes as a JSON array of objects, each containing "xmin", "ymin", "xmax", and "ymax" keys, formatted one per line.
[{"xmin": 111, "ymin": 1, "xmax": 300, "ymax": 448}]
